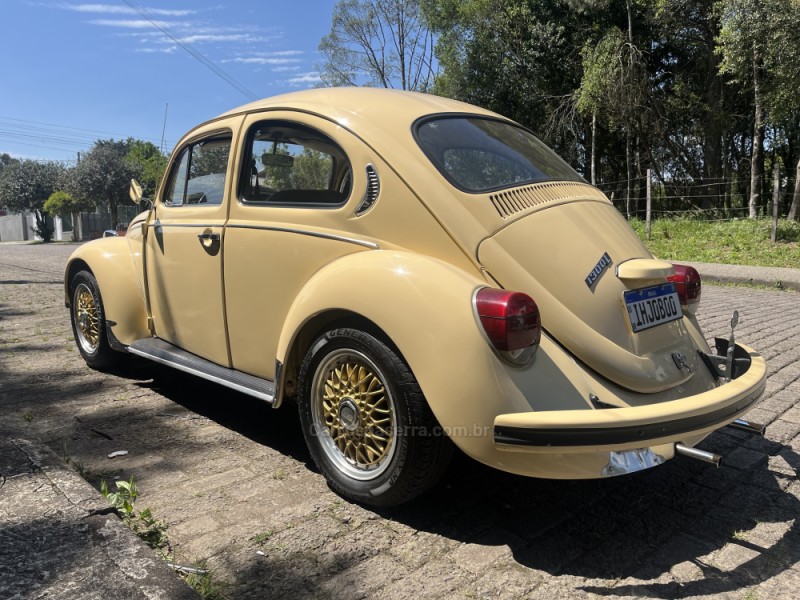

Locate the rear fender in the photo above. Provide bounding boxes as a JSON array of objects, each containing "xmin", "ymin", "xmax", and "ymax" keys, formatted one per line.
[
  {"xmin": 65, "ymin": 238, "xmax": 148, "ymax": 346},
  {"xmin": 275, "ymin": 251, "xmax": 593, "ymax": 458}
]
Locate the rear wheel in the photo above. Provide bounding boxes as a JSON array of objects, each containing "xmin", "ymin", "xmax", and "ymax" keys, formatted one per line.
[
  {"xmin": 69, "ymin": 270, "xmax": 122, "ymax": 370},
  {"xmin": 298, "ymin": 328, "xmax": 452, "ymax": 507}
]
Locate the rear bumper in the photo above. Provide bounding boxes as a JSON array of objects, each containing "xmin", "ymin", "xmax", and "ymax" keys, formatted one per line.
[{"xmin": 494, "ymin": 342, "xmax": 766, "ymax": 452}]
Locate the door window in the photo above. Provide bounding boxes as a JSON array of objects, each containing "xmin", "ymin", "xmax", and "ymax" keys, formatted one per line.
[
  {"xmin": 240, "ymin": 121, "xmax": 351, "ymax": 206},
  {"xmin": 164, "ymin": 135, "xmax": 232, "ymax": 206}
]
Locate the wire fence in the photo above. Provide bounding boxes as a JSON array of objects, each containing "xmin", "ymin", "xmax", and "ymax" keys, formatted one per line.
[
  {"xmin": 595, "ymin": 171, "xmax": 798, "ymax": 223},
  {"xmin": 593, "ymin": 169, "xmax": 799, "ymax": 244}
]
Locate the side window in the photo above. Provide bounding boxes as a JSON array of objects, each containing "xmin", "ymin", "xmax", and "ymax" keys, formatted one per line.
[
  {"xmin": 164, "ymin": 135, "xmax": 231, "ymax": 207},
  {"xmin": 241, "ymin": 121, "xmax": 351, "ymax": 206}
]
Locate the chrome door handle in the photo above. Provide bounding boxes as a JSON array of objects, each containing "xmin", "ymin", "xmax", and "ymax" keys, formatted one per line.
[{"xmin": 197, "ymin": 232, "xmax": 220, "ymax": 242}]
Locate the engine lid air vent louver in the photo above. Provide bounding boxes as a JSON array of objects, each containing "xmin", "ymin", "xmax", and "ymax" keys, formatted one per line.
[
  {"xmin": 490, "ymin": 182, "xmax": 606, "ymax": 219},
  {"xmin": 355, "ymin": 164, "xmax": 380, "ymax": 216}
]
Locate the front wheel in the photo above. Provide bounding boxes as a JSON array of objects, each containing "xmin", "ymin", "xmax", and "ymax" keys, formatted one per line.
[
  {"xmin": 298, "ymin": 328, "xmax": 452, "ymax": 507},
  {"xmin": 69, "ymin": 270, "xmax": 122, "ymax": 370}
]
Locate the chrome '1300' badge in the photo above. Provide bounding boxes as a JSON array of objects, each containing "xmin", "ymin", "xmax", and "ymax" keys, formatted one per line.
[{"xmin": 585, "ymin": 252, "xmax": 612, "ymax": 288}]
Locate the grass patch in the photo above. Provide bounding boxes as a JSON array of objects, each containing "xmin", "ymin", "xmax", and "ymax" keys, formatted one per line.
[{"xmin": 630, "ymin": 217, "xmax": 800, "ymax": 268}]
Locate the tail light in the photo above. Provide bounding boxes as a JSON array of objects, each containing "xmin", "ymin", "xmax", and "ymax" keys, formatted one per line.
[
  {"xmin": 475, "ymin": 288, "xmax": 541, "ymax": 366},
  {"xmin": 667, "ymin": 264, "xmax": 701, "ymax": 314}
]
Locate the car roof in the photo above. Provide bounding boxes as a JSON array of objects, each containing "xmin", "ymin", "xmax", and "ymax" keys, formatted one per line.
[{"xmin": 214, "ymin": 87, "xmax": 503, "ymax": 130}]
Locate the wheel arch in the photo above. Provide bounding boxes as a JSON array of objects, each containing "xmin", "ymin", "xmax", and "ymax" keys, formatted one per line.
[{"xmin": 279, "ymin": 308, "xmax": 403, "ymax": 401}]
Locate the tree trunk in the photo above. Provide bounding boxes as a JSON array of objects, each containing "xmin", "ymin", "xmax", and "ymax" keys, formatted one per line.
[
  {"xmin": 626, "ymin": 130, "xmax": 633, "ymax": 219},
  {"xmin": 591, "ymin": 112, "xmax": 597, "ymax": 186},
  {"xmin": 749, "ymin": 53, "xmax": 765, "ymax": 219},
  {"xmin": 703, "ymin": 26, "xmax": 724, "ymax": 211},
  {"xmin": 790, "ymin": 157, "xmax": 800, "ymax": 220}
]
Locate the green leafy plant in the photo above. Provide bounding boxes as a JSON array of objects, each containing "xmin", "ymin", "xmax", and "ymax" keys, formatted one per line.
[
  {"xmin": 101, "ymin": 477, "xmax": 170, "ymax": 555},
  {"xmin": 250, "ymin": 531, "xmax": 273, "ymax": 545}
]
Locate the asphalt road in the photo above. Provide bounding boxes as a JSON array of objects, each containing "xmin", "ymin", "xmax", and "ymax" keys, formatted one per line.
[{"xmin": 1, "ymin": 242, "xmax": 799, "ymax": 599}]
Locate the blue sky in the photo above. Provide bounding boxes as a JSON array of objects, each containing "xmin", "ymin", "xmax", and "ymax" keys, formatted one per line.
[{"xmin": 1, "ymin": 1, "xmax": 339, "ymax": 163}]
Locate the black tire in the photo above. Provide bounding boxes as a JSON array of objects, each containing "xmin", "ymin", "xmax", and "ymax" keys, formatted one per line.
[
  {"xmin": 298, "ymin": 328, "xmax": 453, "ymax": 507},
  {"xmin": 69, "ymin": 270, "xmax": 122, "ymax": 370}
]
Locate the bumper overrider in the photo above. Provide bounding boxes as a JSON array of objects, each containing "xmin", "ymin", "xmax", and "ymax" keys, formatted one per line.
[{"xmin": 494, "ymin": 342, "xmax": 766, "ymax": 453}]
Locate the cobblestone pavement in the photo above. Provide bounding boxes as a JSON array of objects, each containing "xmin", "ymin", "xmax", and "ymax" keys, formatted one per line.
[{"xmin": 1, "ymin": 242, "xmax": 799, "ymax": 599}]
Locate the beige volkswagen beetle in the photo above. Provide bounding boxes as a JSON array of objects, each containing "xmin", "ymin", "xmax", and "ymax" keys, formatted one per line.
[{"xmin": 65, "ymin": 88, "xmax": 766, "ymax": 506}]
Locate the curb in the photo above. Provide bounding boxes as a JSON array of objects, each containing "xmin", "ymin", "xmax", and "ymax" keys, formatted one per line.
[
  {"xmin": 691, "ymin": 262, "xmax": 800, "ymax": 292},
  {"xmin": 0, "ymin": 437, "xmax": 199, "ymax": 599}
]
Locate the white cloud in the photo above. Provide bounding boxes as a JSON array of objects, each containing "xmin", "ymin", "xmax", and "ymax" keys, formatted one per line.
[
  {"xmin": 223, "ymin": 56, "xmax": 302, "ymax": 65},
  {"xmin": 61, "ymin": 3, "xmax": 195, "ymax": 17},
  {"xmin": 89, "ymin": 19, "xmax": 189, "ymax": 29},
  {"xmin": 286, "ymin": 72, "xmax": 322, "ymax": 87},
  {"xmin": 135, "ymin": 45, "xmax": 178, "ymax": 54},
  {"xmin": 176, "ymin": 34, "xmax": 263, "ymax": 44},
  {"xmin": 271, "ymin": 66, "xmax": 301, "ymax": 73}
]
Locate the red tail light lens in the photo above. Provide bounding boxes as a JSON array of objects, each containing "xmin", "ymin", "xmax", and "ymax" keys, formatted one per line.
[
  {"xmin": 476, "ymin": 288, "xmax": 541, "ymax": 365},
  {"xmin": 667, "ymin": 264, "xmax": 701, "ymax": 313}
]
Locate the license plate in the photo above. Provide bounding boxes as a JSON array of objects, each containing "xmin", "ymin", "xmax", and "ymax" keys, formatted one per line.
[{"xmin": 624, "ymin": 283, "xmax": 683, "ymax": 333}]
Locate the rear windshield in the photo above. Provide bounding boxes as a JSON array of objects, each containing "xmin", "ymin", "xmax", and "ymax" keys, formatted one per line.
[{"xmin": 414, "ymin": 116, "xmax": 585, "ymax": 193}]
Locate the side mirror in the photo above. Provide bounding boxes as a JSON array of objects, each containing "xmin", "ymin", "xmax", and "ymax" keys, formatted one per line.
[{"xmin": 129, "ymin": 179, "xmax": 144, "ymax": 204}]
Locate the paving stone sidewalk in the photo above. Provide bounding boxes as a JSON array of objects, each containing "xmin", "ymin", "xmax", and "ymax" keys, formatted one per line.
[{"xmin": 0, "ymin": 242, "xmax": 798, "ymax": 599}]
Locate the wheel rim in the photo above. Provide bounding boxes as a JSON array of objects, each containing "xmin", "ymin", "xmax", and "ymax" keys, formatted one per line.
[
  {"xmin": 311, "ymin": 349, "xmax": 397, "ymax": 481},
  {"xmin": 74, "ymin": 282, "xmax": 100, "ymax": 355}
]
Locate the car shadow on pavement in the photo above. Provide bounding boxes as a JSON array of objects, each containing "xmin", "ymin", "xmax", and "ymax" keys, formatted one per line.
[
  {"xmin": 379, "ymin": 434, "xmax": 800, "ymax": 597},
  {"xmin": 127, "ymin": 361, "xmax": 313, "ymax": 466},
  {"xmin": 90, "ymin": 360, "xmax": 800, "ymax": 597}
]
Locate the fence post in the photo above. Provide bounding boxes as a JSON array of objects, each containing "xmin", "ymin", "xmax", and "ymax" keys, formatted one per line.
[
  {"xmin": 646, "ymin": 169, "xmax": 652, "ymax": 241},
  {"xmin": 771, "ymin": 163, "xmax": 780, "ymax": 243}
]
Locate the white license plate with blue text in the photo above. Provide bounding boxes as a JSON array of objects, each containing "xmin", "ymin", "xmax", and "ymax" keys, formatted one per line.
[{"xmin": 624, "ymin": 283, "xmax": 683, "ymax": 333}]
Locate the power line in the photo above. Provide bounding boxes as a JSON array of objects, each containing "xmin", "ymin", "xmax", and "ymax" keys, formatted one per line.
[
  {"xmin": 0, "ymin": 116, "xmax": 175, "ymax": 159},
  {"xmin": 118, "ymin": 0, "xmax": 259, "ymax": 102}
]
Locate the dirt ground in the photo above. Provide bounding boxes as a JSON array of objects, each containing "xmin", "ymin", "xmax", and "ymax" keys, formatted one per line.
[{"xmin": 1, "ymin": 241, "xmax": 799, "ymax": 599}]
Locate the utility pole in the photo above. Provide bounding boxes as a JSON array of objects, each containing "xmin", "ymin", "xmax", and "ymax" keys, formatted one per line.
[{"xmin": 160, "ymin": 103, "xmax": 169, "ymax": 154}]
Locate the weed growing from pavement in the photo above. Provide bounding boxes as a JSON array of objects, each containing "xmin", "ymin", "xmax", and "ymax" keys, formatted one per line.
[
  {"xmin": 60, "ymin": 444, "xmax": 87, "ymax": 477},
  {"xmin": 100, "ymin": 477, "xmax": 228, "ymax": 598},
  {"xmin": 182, "ymin": 562, "xmax": 228, "ymax": 600},
  {"xmin": 732, "ymin": 529, "xmax": 749, "ymax": 541},
  {"xmin": 250, "ymin": 531, "xmax": 273, "ymax": 545},
  {"xmin": 101, "ymin": 477, "xmax": 171, "ymax": 557}
]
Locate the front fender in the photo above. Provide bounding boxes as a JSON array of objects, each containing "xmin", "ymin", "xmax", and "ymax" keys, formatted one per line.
[{"xmin": 65, "ymin": 237, "xmax": 148, "ymax": 346}]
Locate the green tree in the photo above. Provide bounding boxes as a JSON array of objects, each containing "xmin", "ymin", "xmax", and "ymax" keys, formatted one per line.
[
  {"xmin": 0, "ymin": 159, "xmax": 64, "ymax": 242},
  {"xmin": 292, "ymin": 148, "xmax": 333, "ymax": 189},
  {"xmin": 43, "ymin": 190, "xmax": 96, "ymax": 242},
  {"xmin": 0, "ymin": 153, "xmax": 15, "ymax": 174},
  {"xmin": 318, "ymin": 0, "xmax": 435, "ymax": 90},
  {"xmin": 65, "ymin": 140, "xmax": 139, "ymax": 228},
  {"xmin": 125, "ymin": 139, "xmax": 168, "ymax": 197},
  {"xmin": 717, "ymin": 0, "xmax": 800, "ymax": 218},
  {"xmin": 43, "ymin": 190, "xmax": 95, "ymax": 215}
]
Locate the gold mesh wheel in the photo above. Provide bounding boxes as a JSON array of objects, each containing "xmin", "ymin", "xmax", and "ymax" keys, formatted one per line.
[
  {"xmin": 311, "ymin": 349, "xmax": 397, "ymax": 481},
  {"xmin": 74, "ymin": 282, "xmax": 101, "ymax": 355}
]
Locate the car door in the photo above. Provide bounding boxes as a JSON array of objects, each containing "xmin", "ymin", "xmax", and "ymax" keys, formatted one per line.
[
  {"xmin": 223, "ymin": 114, "xmax": 370, "ymax": 380},
  {"xmin": 146, "ymin": 125, "xmax": 237, "ymax": 366}
]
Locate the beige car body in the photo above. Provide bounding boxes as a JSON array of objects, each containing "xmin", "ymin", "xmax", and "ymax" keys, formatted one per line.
[{"xmin": 65, "ymin": 88, "xmax": 766, "ymax": 482}]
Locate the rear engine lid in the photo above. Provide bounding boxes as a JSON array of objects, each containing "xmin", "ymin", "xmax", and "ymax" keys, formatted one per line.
[{"xmin": 478, "ymin": 194, "xmax": 698, "ymax": 393}]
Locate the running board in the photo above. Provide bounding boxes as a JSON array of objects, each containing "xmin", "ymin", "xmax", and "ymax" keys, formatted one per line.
[{"xmin": 128, "ymin": 338, "xmax": 275, "ymax": 404}]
